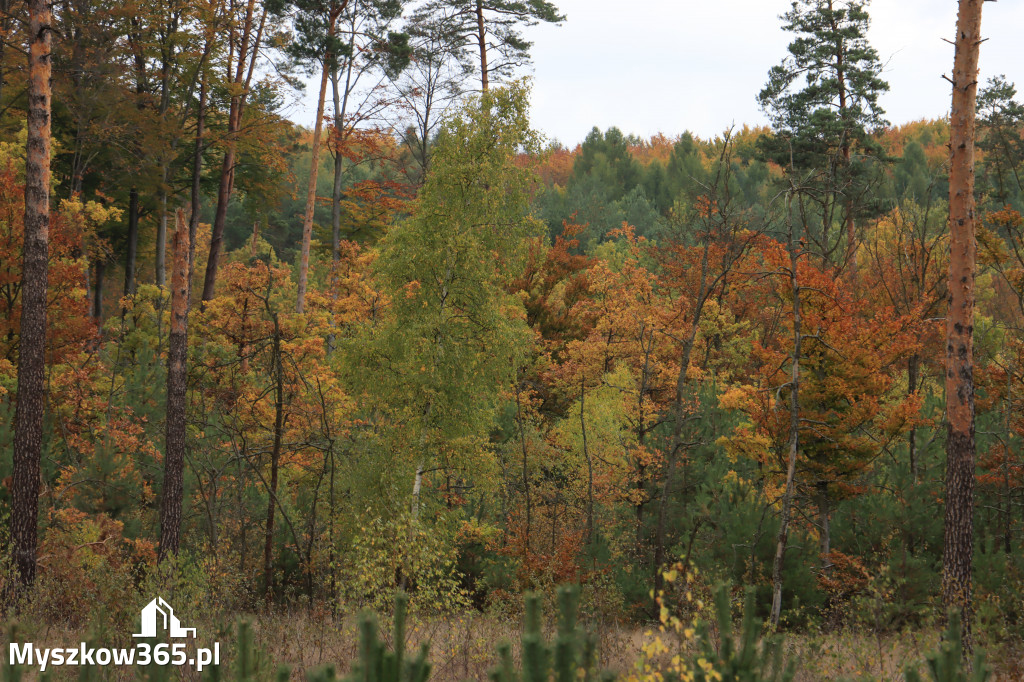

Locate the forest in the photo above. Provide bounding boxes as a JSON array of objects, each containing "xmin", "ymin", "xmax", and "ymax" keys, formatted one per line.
[{"xmin": 0, "ymin": 0, "xmax": 1021, "ymax": 679}]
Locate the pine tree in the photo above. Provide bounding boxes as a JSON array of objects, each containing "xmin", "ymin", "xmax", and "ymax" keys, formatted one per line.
[
  {"xmin": 11, "ymin": 0, "xmax": 53, "ymax": 589},
  {"xmin": 757, "ymin": 0, "xmax": 889, "ymax": 270},
  {"xmin": 943, "ymin": 0, "xmax": 985, "ymax": 651},
  {"xmin": 416, "ymin": 0, "xmax": 563, "ymax": 91}
]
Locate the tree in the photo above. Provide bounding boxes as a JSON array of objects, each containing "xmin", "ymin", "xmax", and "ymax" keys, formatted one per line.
[
  {"xmin": 158, "ymin": 210, "xmax": 190, "ymax": 561},
  {"xmin": 943, "ymin": 0, "xmax": 984, "ymax": 645},
  {"xmin": 757, "ymin": 0, "xmax": 889, "ymax": 271},
  {"xmin": 354, "ymin": 82, "xmax": 541, "ymax": 525},
  {"xmin": 977, "ymin": 76, "xmax": 1024, "ymax": 208},
  {"xmin": 200, "ymin": 0, "xmax": 271, "ymax": 303},
  {"xmin": 10, "ymin": 0, "xmax": 53, "ymax": 589},
  {"xmin": 327, "ymin": 0, "xmax": 409, "ymax": 257},
  {"xmin": 417, "ymin": 0, "xmax": 563, "ymax": 92},
  {"xmin": 292, "ymin": 0, "xmax": 351, "ymax": 313},
  {"xmin": 390, "ymin": 2, "xmax": 468, "ymax": 182}
]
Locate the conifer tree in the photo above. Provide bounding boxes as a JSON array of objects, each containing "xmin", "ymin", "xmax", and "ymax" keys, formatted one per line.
[
  {"xmin": 758, "ymin": 0, "xmax": 889, "ymax": 270},
  {"xmin": 416, "ymin": 0, "xmax": 563, "ymax": 91}
]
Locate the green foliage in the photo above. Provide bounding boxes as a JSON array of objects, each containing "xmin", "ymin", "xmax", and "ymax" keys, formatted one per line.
[
  {"xmin": 904, "ymin": 613, "xmax": 991, "ymax": 682},
  {"xmin": 690, "ymin": 584, "xmax": 795, "ymax": 682},
  {"xmin": 340, "ymin": 592, "xmax": 431, "ymax": 682},
  {"xmin": 489, "ymin": 585, "xmax": 611, "ymax": 682},
  {"xmin": 350, "ymin": 81, "xmax": 543, "ymax": 508}
]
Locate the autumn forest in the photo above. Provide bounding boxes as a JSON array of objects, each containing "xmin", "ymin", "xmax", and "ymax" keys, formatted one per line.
[{"xmin": 0, "ymin": 0, "xmax": 1021, "ymax": 679}]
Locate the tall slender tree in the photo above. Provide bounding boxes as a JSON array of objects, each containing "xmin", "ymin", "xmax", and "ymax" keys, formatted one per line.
[
  {"xmin": 200, "ymin": 0, "xmax": 269, "ymax": 303},
  {"xmin": 294, "ymin": 0, "xmax": 349, "ymax": 314},
  {"xmin": 11, "ymin": 0, "xmax": 52, "ymax": 588},
  {"xmin": 943, "ymin": 0, "xmax": 985, "ymax": 647}
]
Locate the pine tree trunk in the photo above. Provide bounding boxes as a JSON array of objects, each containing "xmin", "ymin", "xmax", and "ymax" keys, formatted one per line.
[
  {"xmin": 330, "ymin": 65, "xmax": 344, "ymax": 264},
  {"xmin": 159, "ymin": 210, "xmax": 190, "ymax": 562},
  {"xmin": 200, "ymin": 2, "xmax": 266, "ymax": 303},
  {"xmin": 201, "ymin": 130, "xmax": 237, "ymax": 303},
  {"xmin": 943, "ymin": 0, "xmax": 984, "ymax": 646},
  {"xmin": 11, "ymin": 0, "xmax": 52, "ymax": 589},
  {"xmin": 475, "ymin": 0, "xmax": 488, "ymax": 92},
  {"xmin": 297, "ymin": 41, "xmax": 336, "ymax": 314}
]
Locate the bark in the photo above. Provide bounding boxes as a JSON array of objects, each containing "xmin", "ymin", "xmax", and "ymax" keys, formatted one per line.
[
  {"xmin": 201, "ymin": 119, "xmax": 239, "ymax": 302},
  {"xmin": 297, "ymin": 38, "xmax": 336, "ymax": 314},
  {"xmin": 11, "ymin": 0, "xmax": 52, "ymax": 589},
  {"xmin": 770, "ymin": 200, "xmax": 802, "ymax": 630},
  {"xmin": 158, "ymin": 210, "xmax": 190, "ymax": 562},
  {"xmin": 943, "ymin": 0, "xmax": 983, "ymax": 645},
  {"xmin": 263, "ymin": 313, "xmax": 284, "ymax": 601},
  {"xmin": 475, "ymin": 0, "xmax": 488, "ymax": 91}
]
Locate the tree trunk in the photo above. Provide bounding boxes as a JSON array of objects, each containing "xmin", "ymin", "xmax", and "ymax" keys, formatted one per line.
[
  {"xmin": 816, "ymin": 481, "xmax": 831, "ymax": 572},
  {"xmin": 263, "ymin": 313, "xmax": 284, "ymax": 602},
  {"xmin": 908, "ymin": 354, "xmax": 920, "ymax": 484},
  {"xmin": 188, "ymin": 77, "xmax": 206, "ymax": 278},
  {"xmin": 201, "ymin": 130, "xmax": 237, "ymax": 303},
  {"xmin": 581, "ymin": 377, "xmax": 594, "ymax": 546},
  {"xmin": 92, "ymin": 259, "xmax": 105, "ymax": 324},
  {"xmin": 943, "ymin": 0, "xmax": 984, "ymax": 647},
  {"xmin": 123, "ymin": 187, "xmax": 140, "ymax": 301},
  {"xmin": 770, "ymin": 199, "xmax": 802, "ymax": 630},
  {"xmin": 515, "ymin": 378, "xmax": 532, "ymax": 552},
  {"xmin": 297, "ymin": 43, "xmax": 335, "ymax": 314},
  {"xmin": 11, "ymin": 0, "xmax": 52, "ymax": 589},
  {"xmin": 330, "ymin": 65, "xmax": 344, "ymax": 264},
  {"xmin": 329, "ymin": 28, "xmax": 355, "ymax": 265},
  {"xmin": 828, "ymin": 0, "xmax": 857, "ymax": 274},
  {"xmin": 159, "ymin": 210, "xmax": 190, "ymax": 562},
  {"xmin": 200, "ymin": 2, "xmax": 266, "ymax": 303},
  {"xmin": 475, "ymin": 0, "xmax": 488, "ymax": 91},
  {"xmin": 155, "ymin": 183, "xmax": 168, "ymax": 287}
]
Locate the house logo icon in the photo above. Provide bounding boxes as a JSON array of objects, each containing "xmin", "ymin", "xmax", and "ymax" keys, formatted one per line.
[{"xmin": 133, "ymin": 597, "xmax": 197, "ymax": 638}]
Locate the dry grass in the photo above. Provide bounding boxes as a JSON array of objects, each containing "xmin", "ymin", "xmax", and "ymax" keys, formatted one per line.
[{"xmin": 7, "ymin": 607, "xmax": 1024, "ymax": 680}]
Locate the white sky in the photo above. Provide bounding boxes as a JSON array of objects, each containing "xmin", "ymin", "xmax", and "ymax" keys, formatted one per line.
[{"xmin": 293, "ymin": 1, "xmax": 1024, "ymax": 146}]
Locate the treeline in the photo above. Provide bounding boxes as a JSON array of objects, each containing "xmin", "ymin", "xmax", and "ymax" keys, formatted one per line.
[{"xmin": 0, "ymin": 0, "xmax": 1022, "ymax": 668}]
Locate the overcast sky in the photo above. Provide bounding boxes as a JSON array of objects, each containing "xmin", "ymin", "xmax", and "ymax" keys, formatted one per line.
[{"xmin": 293, "ymin": 1, "xmax": 1024, "ymax": 146}]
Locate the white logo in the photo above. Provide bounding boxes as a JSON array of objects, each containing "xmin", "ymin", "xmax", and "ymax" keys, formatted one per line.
[
  {"xmin": 133, "ymin": 597, "xmax": 197, "ymax": 639},
  {"xmin": 9, "ymin": 596, "xmax": 218, "ymax": 671}
]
